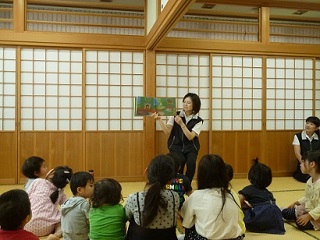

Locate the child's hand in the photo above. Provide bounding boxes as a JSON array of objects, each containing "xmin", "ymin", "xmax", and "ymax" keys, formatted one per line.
[
  {"xmin": 288, "ymin": 201, "xmax": 300, "ymax": 208},
  {"xmin": 296, "ymin": 213, "xmax": 312, "ymax": 226}
]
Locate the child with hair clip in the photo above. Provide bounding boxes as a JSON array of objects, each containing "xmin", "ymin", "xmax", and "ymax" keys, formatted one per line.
[
  {"xmin": 282, "ymin": 150, "xmax": 320, "ymax": 231},
  {"xmin": 181, "ymin": 154, "xmax": 243, "ymax": 240},
  {"xmin": 125, "ymin": 154, "xmax": 180, "ymax": 240},
  {"xmin": 89, "ymin": 178, "xmax": 127, "ymax": 240},
  {"xmin": 238, "ymin": 158, "xmax": 285, "ymax": 234},
  {"xmin": 22, "ymin": 156, "xmax": 48, "ymax": 191},
  {"xmin": 24, "ymin": 166, "xmax": 73, "ymax": 240},
  {"xmin": 61, "ymin": 171, "xmax": 94, "ymax": 240}
]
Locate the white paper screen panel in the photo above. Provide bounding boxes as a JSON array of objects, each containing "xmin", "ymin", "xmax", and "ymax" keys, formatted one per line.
[
  {"xmin": 266, "ymin": 58, "xmax": 314, "ymax": 130},
  {"xmin": 0, "ymin": 47, "xmax": 16, "ymax": 130},
  {"xmin": 156, "ymin": 54, "xmax": 210, "ymax": 130},
  {"xmin": 20, "ymin": 49, "xmax": 82, "ymax": 130},
  {"xmin": 314, "ymin": 59, "xmax": 320, "ymax": 119},
  {"xmin": 85, "ymin": 50, "xmax": 144, "ymax": 131},
  {"xmin": 212, "ymin": 55, "xmax": 263, "ymax": 130}
]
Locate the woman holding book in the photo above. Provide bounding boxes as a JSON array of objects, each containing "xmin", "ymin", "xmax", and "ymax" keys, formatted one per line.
[{"xmin": 151, "ymin": 93, "xmax": 203, "ymax": 183}]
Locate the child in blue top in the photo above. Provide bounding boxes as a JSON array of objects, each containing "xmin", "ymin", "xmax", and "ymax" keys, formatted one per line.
[
  {"xmin": 61, "ymin": 171, "xmax": 94, "ymax": 240},
  {"xmin": 238, "ymin": 158, "xmax": 285, "ymax": 234},
  {"xmin": 166, "ymin": 152, "xmax": 192, "ymax": 209}
]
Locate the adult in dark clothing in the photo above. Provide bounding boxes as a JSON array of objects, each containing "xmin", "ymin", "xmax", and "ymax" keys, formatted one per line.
[
  {"xmin": 151, "ymin": 93, "xmax": 203, "ymax": 183},
  {"xmin": 292, "ymin": 116, "xmax": 320, "ymax": 183}
]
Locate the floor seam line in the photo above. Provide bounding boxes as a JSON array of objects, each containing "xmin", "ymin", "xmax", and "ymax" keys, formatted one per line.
[{"xmin": 285, "ymin": 221, "xmax": 320, "ymax": 240}]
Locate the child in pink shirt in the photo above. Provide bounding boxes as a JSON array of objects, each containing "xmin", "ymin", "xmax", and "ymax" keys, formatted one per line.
[{"xmin": 24, "ymin": 166, "xmax": 73, "ymax": 240}]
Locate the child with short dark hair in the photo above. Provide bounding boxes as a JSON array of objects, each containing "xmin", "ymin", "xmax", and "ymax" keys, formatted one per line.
[
  {"xmin": 0, "ymin": 189, "xmax": 39, "ymax": 240},
  {"xmin": 238, "ymin": 158, "xmax": 285, "ymax": 234},
  {"xmin": 24, "ymin": 166, "xmax": 73, "ymax": 240},
  {"xmin": 89, "ymin": 178, "xmax": 127, "ymax": 240},
  {"xmin": 282, "ymin": 150, "xmax": 320, "ymax": 230},
  {"xmin": 22, "ymin": 156, "xmax": 48, "ymax": 190},
  {"xmin": 61, "ymin": 171, "xmax": 94, "ymax": 240},
  {"xmin": 166, "ymin": 152, "xmax": 192, "ymax": 209}
]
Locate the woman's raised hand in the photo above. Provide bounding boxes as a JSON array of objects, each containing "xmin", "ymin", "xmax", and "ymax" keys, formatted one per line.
[{"xmin": 150, "ymin": 112, "xmax": 161, "ymax": 120}]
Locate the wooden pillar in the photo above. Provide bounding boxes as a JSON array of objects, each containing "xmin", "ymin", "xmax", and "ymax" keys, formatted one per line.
[
  {"xmin": 13, "ymin": 0, "xmax": 26, "ymax": 32},
  {"xmin": 259, "ymin": 7, "xmax": 270, "ymax": 44},
  {"xmin": 144, "ymin": 50, "xmax": 156, "ymax": 168}
]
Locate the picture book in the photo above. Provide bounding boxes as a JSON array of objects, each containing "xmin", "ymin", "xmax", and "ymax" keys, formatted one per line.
[{"xmin": 134, "ymin": 96, "xmax": 176, "ymax": 116}]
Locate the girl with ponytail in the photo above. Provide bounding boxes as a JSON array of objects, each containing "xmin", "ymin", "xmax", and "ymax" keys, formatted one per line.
[
  {"xmin": 125, "ymin": 154, "xmax": 180, "ymax": 240},
  {"xmin": 24, "ymin": 166, "xmax": 73, "ymax": 240}
]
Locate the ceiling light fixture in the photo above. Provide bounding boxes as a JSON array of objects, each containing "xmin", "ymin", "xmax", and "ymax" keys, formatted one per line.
[
  {"xmin": 293, "ymin": 10, "xmax": 308, "ymax": 15},
  {"xmin": 201, "ymin": 4, "xmax": 216, "ymax": 9}
]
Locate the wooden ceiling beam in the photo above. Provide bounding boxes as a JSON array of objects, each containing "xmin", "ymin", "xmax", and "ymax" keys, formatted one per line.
[
  {"xmin": 196, "ymin": 0, "xmax": 320, "ymax": 11},
  {"xmin": 27, "ymin": 0, "xmax": 144, "ymax": 12},
  {"xmin": 145, "ymin": 0, "xmax": 197, "ymax": 50}
]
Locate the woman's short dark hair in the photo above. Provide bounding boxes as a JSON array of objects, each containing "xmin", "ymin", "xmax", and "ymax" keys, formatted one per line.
[
  {"xmin": 306, "ymin": 116, "xmax": 320, "ymax": 127},
  {"xmin": 248, "ymin": 158, "xmax": 272, "ymax": 189},
  {"xmin": 70, "ymin": 171, "xmax": 94, "ymax": 196},
  {"xmin": 92, "ymin": 178, "xmax": 123, "ymax": 207},
  {"xmin": 183, "ymin": 93, "xmax": 201, "ymax": 114},
  {"xmin": 0, "ymin": 189, "xmax": 31, "ymax": 230},
  {"xmin": 22, "ymin": 156, "xmax": 45, "ymax": 178}
]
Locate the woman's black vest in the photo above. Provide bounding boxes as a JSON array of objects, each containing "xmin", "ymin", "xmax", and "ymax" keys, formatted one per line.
[
  {"xmin": 167, "ymin": 112, "xmax": 203, "ymax": 153},
  {"xmin": 296, "ymin": 132, "xmax": 320, "ymax": 155}
]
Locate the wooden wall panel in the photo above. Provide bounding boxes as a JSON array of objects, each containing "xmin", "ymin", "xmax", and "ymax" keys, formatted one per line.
[
  {"xmin": 19, "ymin": 132, "xmax": 83, "ymax": 183},
  {"xmin": 85, "ymin": 132, "xmax": 144, "ymax": 182},
  {"xmin": 212, "ymin": 130, "xmax": 297, "ymax": 177},
  {"xmin": 0, "ymin": 129, "xmax": 304, "ymax": 184},
  {"xmin": 0, "ymin": 133, "xmax": 17, "ymax": 184},
  {"xmin": 265, "ymin": 131, "xmax": 297, "ymax": 174}
]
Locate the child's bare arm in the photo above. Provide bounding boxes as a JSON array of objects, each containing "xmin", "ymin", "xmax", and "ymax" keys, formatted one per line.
[
  {"xmin": 238, "ymin": 194, "xmax": 251, "ymax": 208},
  {"xmin": 288, "ymin": 201, "xmax": 300, "ymax": 208}
]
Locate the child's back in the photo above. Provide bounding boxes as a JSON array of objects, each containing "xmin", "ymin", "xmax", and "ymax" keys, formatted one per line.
[
  {"xmin": 89, "ymin": 178, "xmax": 126, "ymax": 240},
  {"xmin": 24, "ymin": 166, "xmax": 72, "ymax": 239},
  {"xmin": 238, "ymin": 159, "xmax": 285, "ymax": 234},
  {"xmin": 166, "ymin": 153, "xmax": 192, "ymax": 209},
  {"xmin": 0, "ymin": 189, "xmax": 39, "ymax": 240}
]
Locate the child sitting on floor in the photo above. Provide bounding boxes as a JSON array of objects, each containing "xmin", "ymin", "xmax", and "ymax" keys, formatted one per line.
[
  {"xmin": 238, "ymin": 158, "xmax": 285, "ymax": 234},
  {"xmin": 282, "ymin": 150, "xmax": 320, "ymax": 230},
  {"xmin": 22, "ymin": 156, "xmax": 48, "ymax": 191},
  {"xmin": 89, "ymin": 178, "xmax": 127, "ymax": 240},
  {"xmin": 0, "ymin": 189, "xmax": 39, "ymax": 240},
  {"xmin": 166, "ymin": 152, "xmax": 193, "ymax": 209},
  {"xmin": 24, "ymin": 166, "xmax": 73, "ymax": 240},
  {"xmin": 61, "ymin": 171, "xmax": 94, "ymax": 240}
]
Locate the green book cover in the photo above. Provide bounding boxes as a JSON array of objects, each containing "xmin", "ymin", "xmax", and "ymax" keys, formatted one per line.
[{"xmin": 134, "ymin": 96, "xmax": 176, "ymax": 116}]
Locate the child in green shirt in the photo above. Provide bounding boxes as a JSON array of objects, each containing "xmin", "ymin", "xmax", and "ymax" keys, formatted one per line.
[{"xmin": 89, "ymin": 178, "xmax": 127, "ymax": 240}]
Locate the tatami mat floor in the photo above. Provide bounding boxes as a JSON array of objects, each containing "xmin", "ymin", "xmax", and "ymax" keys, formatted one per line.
[{"xmin": 1, "ymin": 177, "xmax": 319, "ymax": 240}]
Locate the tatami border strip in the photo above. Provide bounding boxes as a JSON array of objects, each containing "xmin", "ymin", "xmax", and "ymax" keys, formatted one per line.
[{"xmin": 285, "ymin": 221, "xmax": 320, "ymax": 240}]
